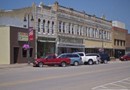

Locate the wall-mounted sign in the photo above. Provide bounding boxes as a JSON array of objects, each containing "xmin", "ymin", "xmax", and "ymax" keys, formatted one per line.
[
  {"xmin": 29, "ymin": 27, "xmax": 34, "ymax": 41},
  {"xmin": 18, "ymin": 32, "xmax": 28, "ymax": 41}
]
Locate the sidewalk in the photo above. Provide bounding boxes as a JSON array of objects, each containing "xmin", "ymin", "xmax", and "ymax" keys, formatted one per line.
[
  {"xmin": 0, "ymin": 63, "xmax": 33, "ymax": 69},
  {"xmin": 110, "ymin": 58, "xmax": 121, "ymax": 61}
]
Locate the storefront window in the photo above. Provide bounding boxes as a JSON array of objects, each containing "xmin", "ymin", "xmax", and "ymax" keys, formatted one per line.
[
  {"xmin": 22, "ymin": 48, "xmax": 33, "ymax": 57},
  {"xmin": 30, "ymin": 48, "xmax": 33, "ymax": 57},
  {"xmin": 22, "ymin": 48, "xmax": 27, "ymax": 57}
]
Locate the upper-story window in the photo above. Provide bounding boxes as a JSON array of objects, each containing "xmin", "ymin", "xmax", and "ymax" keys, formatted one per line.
[
  {"xmin": 99, "ymin": 30, "xmax": 103, "ymax": 39},
  {"xmin": 63, "ymin": 22, "xmax": 65, "ymax": 33},
  {"xmin": 38, "ymin": 18, "xmax": 41, "ymax": 32},
  {"xmin": 88, "ymin": 27, "xmax": 90, "ymax": 37},
  {"xmin": 59, "ymin": 21, "xmax": 62, "ymax": 32},
  {"xmin": 72, "ymin": 24, "xmax": 74, "ymax": 34},
  {"xmin": 52, "ymin": 21, "xmax": 54, "ymax": 34},
  {"xmin": 47, "ymin": 21, "xmax": 50, "ymax": 33},
  {"xmin": 90, "ymin": 28, "xmax": 93, "ymax": 38},
  {"xmin": 77, "ymin": 25, "xmax": 79, "ymax": 35},
  {"xmin": 68, "ymin": 23, "xmax": 71, "ymax": 34},
  {"xmin": 79, "ymin": 26, "xmax": 81, "ymax": 35},
  {"xmin": 81, "ymin": 26, "xmax": 84, "ymax": 36},
  {"xmin": 43, "ymin": 20, "xmax": 45, "ymax": 33},
  {"xmin": 86, "ymin": 27, "xmax": 88, "ymax": 36}
]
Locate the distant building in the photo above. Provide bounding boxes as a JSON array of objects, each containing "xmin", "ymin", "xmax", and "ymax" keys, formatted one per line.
[
  {"xmin": 112, "ymin": 21, "xmax": 126, "ymax": 29},
  {"xmin": 126, "ymin": 34, "xmax": 130, "ymax": 54},
  {"xmin": 112, "ymin": 21, "xmax": 128, "ymax": 58}
]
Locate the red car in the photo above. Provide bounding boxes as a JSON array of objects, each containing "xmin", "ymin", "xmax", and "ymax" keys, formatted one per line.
[
  {"xmin": 33, "ymin": 54, "xmax": 71, "ymax": 67},
  {"xmin": 119, "ymin": 53, "xmax": 130, "ymax": 61}
]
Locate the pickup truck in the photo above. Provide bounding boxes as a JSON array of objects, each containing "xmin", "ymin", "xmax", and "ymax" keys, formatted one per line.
[
  {"xmin": 73, "ymin": 52, "xmax": 100, "ymax": 65},
  {"xmin": 33, "ymin": 54, "xmax": 71, "ymax": 67}
]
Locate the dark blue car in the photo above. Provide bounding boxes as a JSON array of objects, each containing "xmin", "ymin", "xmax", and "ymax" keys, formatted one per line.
[{"xmin": 99, "ymin": 52, "xmax": 110, "ymax": 64}]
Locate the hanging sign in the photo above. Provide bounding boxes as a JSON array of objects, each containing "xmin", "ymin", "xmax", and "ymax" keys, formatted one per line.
[{"xmin": 29, "ymin": 27, "xmax": 34, "ymax": 41}]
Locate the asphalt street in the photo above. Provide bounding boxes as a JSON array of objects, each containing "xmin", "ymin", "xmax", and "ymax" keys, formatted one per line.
[{"xmin": 0, "ymin": 61, "xmax": 130, "ymax": 90}]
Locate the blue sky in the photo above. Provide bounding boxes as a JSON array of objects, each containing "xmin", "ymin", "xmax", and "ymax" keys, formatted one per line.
[{"xmin": 0, "ymin": 0, "xmax": 130, "ymax": 33}]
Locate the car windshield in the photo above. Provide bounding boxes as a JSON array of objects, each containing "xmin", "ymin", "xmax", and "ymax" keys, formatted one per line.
[{"xmin": 45, "ymin": 55, "xmax": 56, "ymax": 59}]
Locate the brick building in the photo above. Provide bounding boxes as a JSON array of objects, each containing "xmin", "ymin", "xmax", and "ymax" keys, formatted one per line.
[
  {"xmin": 112, "ymin": 21, "xmax": 128, "ymax": 58},
  {"xmin": 0, "ymin": 26, "xmax": 35, "ymax": 64}
]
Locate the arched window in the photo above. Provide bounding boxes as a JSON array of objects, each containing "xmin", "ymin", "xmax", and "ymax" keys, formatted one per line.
[
  {"xmin": 77, "ymin": 25, "xmax": 79, "ymax": 35},
  {"xmin": 63, "ymin": 22, "xmax": 65, "ymax": 33},
  {"xmin": 43, "ymin": 20, "xmax": 45, "ymax": 33},
  {"xmin": 86, "ymin": 27, "xmax": 88, "ymax": 36},
  {"xmin": 52, "ymin": 21, "xmax": 54, "ymax": 34},
  {"xmin": 68, "ymin": 23, "xmax": 71, "ymax": 34},
  {"xmin": 38, "ymin": 18, "xmax": 41, "ymax": 32},
  {"xmin": 72, "ymin": 24, "xmax": 74, "ymax": 34},
  {"xmin": 47, "ymin": 21, "xmax": 50, "ymax": 33},
  {"xmin": 59, "ymin": 21, "xmax": 62, "ymax": 32},
  {"xmin": 79, "ymin": 26, "xmax": 81, "ymax": 35}
]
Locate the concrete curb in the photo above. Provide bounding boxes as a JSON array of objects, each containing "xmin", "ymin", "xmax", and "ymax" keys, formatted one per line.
[{"xmin": 0, "ymin": 63, "xmax": 33, "ymax": 69}]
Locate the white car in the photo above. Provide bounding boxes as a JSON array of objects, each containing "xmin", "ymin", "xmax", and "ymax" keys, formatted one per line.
[{"xmin": 74, "ymin": 52, "xmax": 100, "ymax": 65}]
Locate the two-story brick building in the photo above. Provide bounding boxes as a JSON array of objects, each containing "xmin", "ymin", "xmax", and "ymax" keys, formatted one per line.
[{"xmin": 112, "ymin": 21, "xmax": 128, "ymax": 58}]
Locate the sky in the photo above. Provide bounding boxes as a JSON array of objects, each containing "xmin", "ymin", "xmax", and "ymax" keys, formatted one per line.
[{"xmin": 0, "ymin": 0, "xmax": 130, "ymax": 33}]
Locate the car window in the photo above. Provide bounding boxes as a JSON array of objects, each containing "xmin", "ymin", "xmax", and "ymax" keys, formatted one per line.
[
  {"xmin": 86, "ymin": 54, "xmax": 96, "ymax": 56},
  {"xmin": 78, "ymin": 53, "xmax": 84, "ymax": 56},
  {"xmin": 127, "ymin": 53, "xmax": 130, "ymax": 56},
  {"xmin": 66, "ymin": 54, "xmax": 72, "ymax": 58},
  {"xmin": 46, "ymin": 55, "xmax": 55, "ymax": 59},
  {"xmin": 72, "ymin": 54, "xmax": 79, "ymax": 57},
  {"xmin": 58, "ymin": 54, "xmax": 66, "ymax": 58}
]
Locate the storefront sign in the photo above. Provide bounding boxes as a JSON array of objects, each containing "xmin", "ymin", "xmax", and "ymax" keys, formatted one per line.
[{"xmin": 18, "ymin": 32, "xmax": 28, "ymax": 41}]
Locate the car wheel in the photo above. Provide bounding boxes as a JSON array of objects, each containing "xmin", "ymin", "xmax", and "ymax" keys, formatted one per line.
[
  {"xmin": 74, "ymin": 61, "xmax": 79, "ymax": 66},
  {"xmin": 61, "ymin": 62, "xmax": 67, "ymax": 67},
  {"xmin": 88, "ymin": 60, "xmax": 93, "ymax": 65},
  {"xmin": 38, "ymin": 62, "xmax": 43, "ymax": 67},
  {"xmin": 124, "ymin": 59, "xmax": 127, "ymax": 61},
  {"xmin": 104, "ymin": 60, "xmax": 108, "ymax": 64}
]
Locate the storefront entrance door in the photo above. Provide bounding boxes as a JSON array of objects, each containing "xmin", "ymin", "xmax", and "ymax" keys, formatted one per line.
[{"xmin": 13, "ymin": 47, "xmax": 19, "ymax": 63}]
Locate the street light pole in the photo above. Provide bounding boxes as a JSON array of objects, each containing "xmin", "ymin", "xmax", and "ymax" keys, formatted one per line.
[{"xmin": 24, "ymin": 14, "xmax": 34, "ymax": 64}]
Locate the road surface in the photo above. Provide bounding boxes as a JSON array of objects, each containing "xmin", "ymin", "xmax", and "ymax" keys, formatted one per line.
[{"xmin": 0, "ymin": 61, "xmax": 130, "ymax": 90}]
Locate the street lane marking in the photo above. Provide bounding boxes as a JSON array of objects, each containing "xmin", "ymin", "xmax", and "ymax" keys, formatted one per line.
[
  {"xmin": 0, "ymin": 65, "xmax": 130, "ymax": 87},
  {"xmin": 92, "ymin": 77, "xmax": 130, "ymax": 90},
  {"xmin": 111, "ymin": 83, "xmax": 127, "ymax": 88}
]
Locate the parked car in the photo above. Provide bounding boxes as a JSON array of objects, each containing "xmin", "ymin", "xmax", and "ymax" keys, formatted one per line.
[
  {"xmin": 73, "ymin": 52, "xmax": 100, "ymax": 65},
  {"xmin": 58, "ymin": 53, "xmax": 82, "ymax": 66},
  {"xmin": 99, "ymin": 52, "xmax": 110, "ymax": 64},
  {"xmin": 33, "ymin": 54, "xmax": 71, "ymax": 67},
  {"xmin": 119, "ymin": 53, "xmax": 130, "ymax": 61}
]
